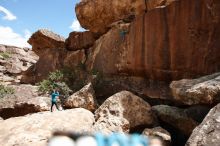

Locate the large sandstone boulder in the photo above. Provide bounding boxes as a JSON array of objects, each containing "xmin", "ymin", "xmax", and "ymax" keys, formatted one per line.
[
  {"xmin": 64, "ymin": 83, "xmax": 98, "ymax": 112},
  {"xmin": 86, "ymin": 0, "xmax": 220, "ymax": 81},
  {"xmin": 93, "ymin": 91, "xmax": 156, "ymax": 134},
  {"xmin": 186, "ymin": 104, "xmax": 220, "ymax": 146},
  {"xmin": 28, "ymin": 29, "xmax": 65, "ymax": 55},
  {"xmin": 22, "ymin": 49, "xmax": 86, "ymax": 84},
  {"xmin": 170, "ymin": 73, "xmax": 220, "ymax": 105},
  {"xmin": 21, "ymin": 29, "xmax": 86, "ymax": 83},
  {"xmin": 0, "ymin": 84, "xmax": 50, "ymax": 119},
  {"xmin": 76, "ymin": 0, "xmax": 177, "ymax": 34},
  {"xmin": 152, "ymin": 105, "xmax": 198, "ymax": 136},
  {"xmin": 65, "ymin": 31, "xmax": 96, "ymax": 51},
  {"xmin": 0, "ymin": 108, "xmax": 95, "ymax": 146}
]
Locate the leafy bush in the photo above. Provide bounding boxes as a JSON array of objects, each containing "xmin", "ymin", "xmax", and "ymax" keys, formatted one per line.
[
  {"xmin": 0, "ymin": 84, "xmax": 15, "ymax": 98},
  {"xmin": 37, "ymin": 63, "xmax": 105, "ymax": 97},
  {"xmin": 37, "ymin": 80, "xmax": 53, "ymax": 94},
  {"xmin": 37, "ymin": 64, "xmax": 90, "ymax": 97},
  {"xmin": 0, "ymin": 52, "xmax": 11, "ymax": 59},
  {"xmin": 38, "ymin": 70, "xmax": 72, "ymax": 97}
]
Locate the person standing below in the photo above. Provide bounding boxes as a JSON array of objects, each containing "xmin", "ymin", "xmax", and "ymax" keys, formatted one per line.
[{"xmin": 51, "ymin": 89, "xmax": 60, "ymax": 112}]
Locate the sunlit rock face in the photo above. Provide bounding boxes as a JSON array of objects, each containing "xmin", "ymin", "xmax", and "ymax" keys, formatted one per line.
[
  {"xmin": 21, "ymin": 29, "xmax": 86, "ymax": 84},
  {"xmin": 76, "ymin": 0, "xmax": 177, "ymax": 34},
  {"xmin": 65, "ymin": 31, "xmax": 96, "ymax": 51},
  {"xmin": 86, "ymin": 0, "xmax": 220, "ymax": 81}
]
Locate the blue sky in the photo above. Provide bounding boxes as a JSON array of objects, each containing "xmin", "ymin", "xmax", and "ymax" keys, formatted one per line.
[{"xmin": 0, "ymin": 0, "xmax": 83, "ymax": 47}]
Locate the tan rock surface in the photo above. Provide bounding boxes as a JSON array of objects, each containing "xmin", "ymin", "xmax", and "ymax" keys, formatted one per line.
[
  {"xmin": 76, "ymin": 0, "xmax": 177, "ymax": 33},
  {"xmin": 28, "ymin": 29, "xmax": 65, "ymax": 55},
  {"xmin": 0, "ymin": 44, "xmax": 38, "ymax": 84},
  {"xmin": 186, "ymin": 104, "xmax": 220, "ymax": 146},
  {"xmin": 64, "ymin": 83, "xmax": 98, "ymax": 112},
  {"xmin": 22, "ymin": 49, "xmax": 86, "ymax": 84},
  {"xmin": 94, "ymin": 91, "xmax": 156, "ymax": 134},
  {"xmin": 170, "ymin": 73, "xmax": 220, "ymax": 105},
  {"xmin": 65, "ymin": 31, "xmax": 96, "ymax": 51},
  {"xmin": 0, "ymin": 84, "xmax": 50, "ymax": 119},
  {"xmin": 22, "ymin": 29, "xmax": 86, "ymax": 84},
  {"xmin": 0, "ymin": 108, "xmax": 95, "ymax": 146}
]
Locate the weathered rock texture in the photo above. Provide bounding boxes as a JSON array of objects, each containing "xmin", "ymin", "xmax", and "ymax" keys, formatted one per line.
[
  {"xmin": 94, "ymin": 91, "xmax": 156, "ymax": 134},
  {"xmin": 76, "ymin": 0, "xmax": 177, "ymax": 34},
  {"xmin": 152, "ymin": 105, "xmax": 198, "ymax": 136},
  {"xmin": 0, "ymin": 84, "xmax": 50, "ymax": 119},
  {"xmin": 171, "ymin": 73, "xmax": 220, "ymax": 105},
  {"xmin": 186, "ymin": 104, "xmax": 220, "ymax": 146},
  {"xmin": 142, "ymin": 127, "xmax": 171, "ymax": 146},
  {"xmin": 93, "ymin": 75, "xmax": 173, "ymax": 103},
  {"xmin": 0, "ymin": 44, "xmax": 38, "ymax": 84},
  {"xmin": 28, "ymin": 29, "xmax": 65, "ymax": 55},
  {"xmin": 64, "ymin": 83, "xmax": 98, "ymax": 112},
  {"xmin": 65, "ymin": 31, "xmax": 96, "ymax": 51},
  {"xmin": 0, "ymin": 108, "xmax": 95, "ymax": 146},
  {"xmin": 86, "ymin": 0, "xmax": 220, "ymax": 81},
  {"xmin": 21, "ymin": 29, "xmax": 86, "ymax": 83}
]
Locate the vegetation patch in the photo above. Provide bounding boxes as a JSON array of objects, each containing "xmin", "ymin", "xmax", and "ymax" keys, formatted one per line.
[
  {"xmin": 38, "ymin": 63, "xmax": 106, "ymax": 98},
  {"xmin": 38, "ymin": 70, "xmax": 72, "ymax": 97},
  {"xmin": 38, "ymin": 64, "xmax": 90, "ymax": 97},
  {"xmin": 0, "ymin": 52, "xmax": 11, "ymax": 59},
  {"xmin": 0, "ymin": 84, "xmax": 15, "ymax": 98}
]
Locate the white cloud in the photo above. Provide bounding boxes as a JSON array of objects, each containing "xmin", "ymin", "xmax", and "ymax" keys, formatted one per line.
[
  {"xmin": 0, "ymin": 26, "xmax": 31, "ymax": 48},
  {"xmin": 0, "ymin": 6, "xmax": 17, "ymax": 21},
  {"xmin": 70, "ymin": 19, "xmax": 84, "ymax": 31}
]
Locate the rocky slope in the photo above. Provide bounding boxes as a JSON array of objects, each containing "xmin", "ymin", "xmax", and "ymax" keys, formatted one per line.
[{"xmin": 0, "ymin": 44, "xmax": 38, "ymax": 85}]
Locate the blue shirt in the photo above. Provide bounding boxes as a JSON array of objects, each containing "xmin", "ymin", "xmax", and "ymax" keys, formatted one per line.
[{"xmin": 51, "ymin": 92, "xmax": 59, "ymax": 102}]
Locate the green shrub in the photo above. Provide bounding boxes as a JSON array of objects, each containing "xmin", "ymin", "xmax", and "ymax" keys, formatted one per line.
[
  {"xmin": 48, "ymin": 70, "xmax": 64, "ymax": 82},
  {"xmin": 38, "ymin": 70, "xmax": 72, "ymax": 97},
  {"xmin": 38, "ymin": 64, "xmax": 102, "ymax": 97},
  {"xmin": 0, "ymin": 84, "xmax": 15, "ymax": 98},
  {"xmin": 37, "ymin": 79, "xmax": 53, "ymax": 94},
  {"xmin": 0, "ymin": 52, "xmax": 11, "ymax": 59}
]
